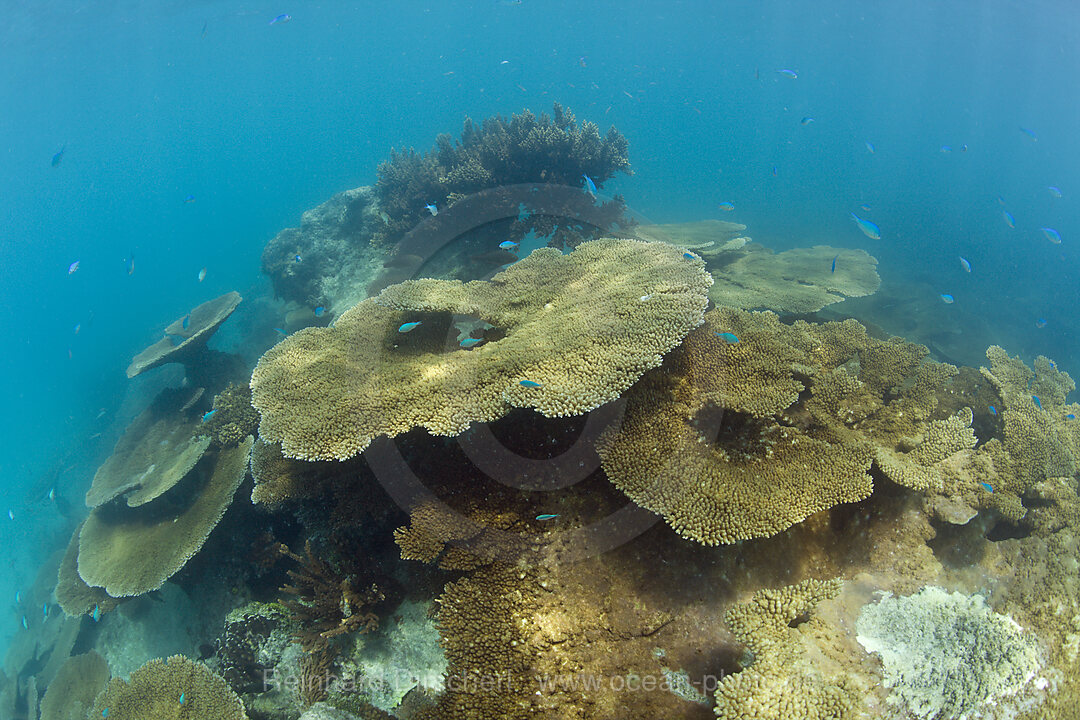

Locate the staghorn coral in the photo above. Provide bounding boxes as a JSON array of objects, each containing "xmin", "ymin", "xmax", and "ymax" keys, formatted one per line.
[
  {"xmin": 596, "ymin": 309, "xmax": 874, "ymax": 545},
  {"xmin": 39, "ymin": 651, "xmax": 110, "ymax": 720},
  {"xmin": 708, "ymin": 244, "xmax": 880, "ymax": 314},
  {"xmin": 126, "ymin": 291, "xmax": 242, "ymax": 379},
  {"xmin": 55, "ymin": 522, "xmax": 120, "ymax": 618},
  {"xmin": 280, "ymin": 540, "xmax": 383, "ymax": 652},
  {"xmin": 89, "ymin": 655, "xmax": 247, "ymax": 720},
  {"xmin": 85, "ymin": 386, "xmax": 210, "ymax": 508},
  {"xmin": 714, "ymin": 578, "xmax": 855, "ymax": 720},
  {"xmin": 77, "ymin": 437, "xmax": 253, "ymax": 597},
  {"xmin": 202, "ymin": 383, "xmax": 260, "ymax": 449},
  {"xmin": 252, "ymin": 238, "xmax": 710, "ymax": 461},
  {"xmin": 374, "ymin": 103, "xmax": 632, "ymax": 250}
]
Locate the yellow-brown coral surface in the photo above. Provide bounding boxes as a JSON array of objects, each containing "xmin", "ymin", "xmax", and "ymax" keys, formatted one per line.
[
  {"xmin": 251, "ymin": 238, "xmax": 711, "ymax": 461},
  {"xmin": 89, "ymin": 654, "xmax": 247, "ymax": 719}
]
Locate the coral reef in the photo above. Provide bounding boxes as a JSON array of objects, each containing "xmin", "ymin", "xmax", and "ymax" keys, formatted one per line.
[
  {"xmin": 85, "ymin": 386, "xmax": 210, "ymax": 508},
  {"xmin": 374, "ymin": 103, "xmax": 632, "ymax": 250},
  {"xmin": 55, "ymin": 522, "xmax": 120, "ymax": 618},
  {"xmin": 713, "ymin": 578, "xmax": 856, "ymax": 720},
  {"xmin": 248, "ymin": 437, "xmax": 355, "ymax": 508},
  {"xmin": 77, "ymin": 437, "xmax": 253, "ymax": 597},
  {"xmin": 709, "ymin": 243, "xmax": 881, "ymax": 314},
  {"xmin": 126, "ymin": 291, "xmax": 244, "ymax": 384},
  {"xmin": 252, "ymin": 238, "xmax": 710, "ymax": 461},
  {"xmin": 89, "ymin": 654, "xmax": 247, "ymax": 719},
  {"xmin": 39, "ymin": 651, "xmax": 110, "ymax": 720},
  {"xmin": 217, "ymin": 601, "xmax": 294, "ymax": 695},
  {"xmin": 856, "ymin": 586, "xmax": 1042, "ymax": 719},
  {"xmin": 201, "ymin": 383, "xmax": 261, "ymax": 449},
  {"xmin": 597, "ymin": 309, "xmax": 876, "ymax": 544}
]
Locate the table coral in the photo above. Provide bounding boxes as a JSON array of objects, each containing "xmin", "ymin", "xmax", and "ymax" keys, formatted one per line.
[
  {"xmin": 85, "ymin": 387, "xmax": 211, "ymax": 508},
  {"xmin": 714, "ymin": 578, "xmax": 856, "ymax": 720},
  {"xmin": 251, "ymin": 238, "xmax": 710, "ymax": 461},
  {"xmin": 126, "ymin": 291, "xmax": 242, "ymax": 378},
  {"xmin": 55, "ymin": 523, "xmax": 119, "ymax": 618},
  {"xmin": 77, "ymin": 437, "xmax": 253, "ymax": 597},
  {"xmin": 708, "ymin": 244, "xmax": 880, "ymax": 314},
  {"xmin": 89, "ymin": 654, "xmax": 247, "ymax": 720},
  {"xmin": 39, "ymin": 651, "xmax": 110, "ymax": 720},
  {"xmin": 596, "ymin": 309, "xmax": 874, "ymax": 545}
]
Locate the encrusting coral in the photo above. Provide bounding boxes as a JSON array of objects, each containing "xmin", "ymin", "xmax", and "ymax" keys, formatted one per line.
[
  {"xmin": 374, "ymin": 103, "xmax": 632, "ymax": 250},
  {"xmin": 85, "ymin": 386, "xmax": 211, "ymax": 508},
  {"xmin": 39, "ymin": 651, "xmax": 110, "ymax": 720},
  {"xmin": 251, "ymin": 238, "xmax": 711, "ymax": 461},
  {"xmin": 77, "ymin": 437, "xmax": 253, "ymax": 597},
  {"xmin": 126, "ymin": 291, "xmax": 242, "ymax": 379},
  {"xmin": 714, "ymin": 578, "xmax": 856, "ymax": 720},
  {"xmin": 89, "ymin": 654, "xmax": 247, "ymax": 720}
]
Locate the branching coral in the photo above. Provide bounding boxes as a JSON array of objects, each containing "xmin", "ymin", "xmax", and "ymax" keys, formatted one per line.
[
  {"xmin": 373, "ymin": 103, "xmax": 632, "ymax": 249},
  {"xmin": 251, "ymin": 238, "xmax": 710, "ymax": 461},
  {"xmin": 714, "ymin": 578, "xmax": 855, "ymax": 720},
  {"xmin": 280, "ymin": 540, "xmax": 383, "ymax": 652},
  {"xmin": 89, "ymin": 655, "xmax": 247, "ymax": 720}
]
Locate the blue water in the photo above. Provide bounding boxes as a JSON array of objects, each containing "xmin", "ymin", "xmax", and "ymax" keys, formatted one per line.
[{"xmin": 1, "ymin": 0, "xmax": 1078, "ymax": 649}]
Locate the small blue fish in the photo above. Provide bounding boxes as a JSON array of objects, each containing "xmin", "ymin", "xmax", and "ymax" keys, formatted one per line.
[
  {"xmin": 179, "ymin": 693, "xmax": 186, "ymax": 705},
  {"xmin": 92, "ymin": 604, "xmax": 100, "ymax": 622},
  {"xmin": 980, "ymin": 482, "xmax": 994, "ymax": 493},
  {"xmin": 800, "ymin": 116, "xmax": 814, "ymax": 125},
  {"xmin": 103, "ymin": 711, "xmax": 109, "ymax": 719},
  {"xmin": 15, "ymin": 591, "xmax": 20, "ymax": 603},
  {"xmin": 717, "ymin": 202, "xmax": 735, "ymax": 212},
  {"xmin": 424, "ymin": 203, "xmax": 438, "ymax": 216},
  {"xmin": 865, "ymin": 141, "xmax": 875, "ymax": 154},
  {"xmin": 274, "ymin": 328, "xmax": 287, "ymax": 336},
  {"xmin": 43, "ymin": 602, "xmax": 48, "ymax": 618},
  {"xmin": 536, "ymin": 514, "xmax": 559, "ymax": 521},
  {"xmin": 683, "ymin": 252, "xmax": 697, "ymax": 260},
  {"xmin": 21, "ymin": 616, "xmax": 27, "ymax": 630},
  {"xmin": 1048, "ymin": 186, "xmax": 1063, "ymax": 198},
  {"xmin": 989, "ymin": 405, "xmax": 998, "ymax": 415},
  {"xmin": 1036, "ymin": 318, "xmax": 1047, "ymax": 329},
  {"xmin": 1033, "ymin": 395, "xmax": 1042, "ymax": 409},
  {"xmin": 582, "ymin": 174, "xmax": 598, "ymax": 197},
  {"xmin": 850, "ymin": 212, "xmax": 881, "ymax": 240},
  {"xmin": 940, "ymin": 293, "xmax": 955, "ymax": 304},
  {"xmin": 459, "ymin": 337, "xmax": 483, "ymax": 348},
  {"xmin": 959, "ymin": 257, "xmax": 971, "ymax": 273},
  {"xmin": 940, "ymin": 145, "xmax": 952, "ymax": 153},
  {"xmin": 7, "ymin": 509, "xmax": 12, "ymax": 520},
  {"xmin": 182, "ymin": 315, "xmax": 190, "ymax": 330},
  {"xmin": 1067, "ymin": 414, "xmax": 1076, "ymax": 420},
  {"xmin": 1002, "ymin": 210, "xmax": 1015, "ymax": 229},
  {"xmin": 499, "ymin": 241, "xmax": 519, "ymax": 250},
  {"xmin": 51, "ymin": 145, "xmax": 65, "ymax": 167},
  {"xmin": 775, "ymin": 69, "xmax": 798, "ymax": 79},
  {"xmin": 202, "ymin": 409, "xmax": 217, "ymax": 422},
  {"xmin": 184, "ymin": 194, "xmax": 196, "ymax": 203},
  {"xmin": 519, "ymin": 380, "xmax": 542, "ymax": 388},
  {"xmin": 68, "ymin": 260, "xmax": 80, "ymax": 275},
  {"xmin": 715, "ymin": 332, "xmax": 739, "ymax": 344},
  {"xmin": 1019, "ymin": 126, "xmax": 1038, "ymax": 141},
  {"xmin": 314, "ymin": 306, "xmax": 325, "ymax": 317},
  {"xmin": 398, "ymin": 321, "xmax": 422, "ymax": 333},
  {"xmin": 831, "ymin": 255, "xmax": 838, "ymax": 273},
  {"xmin": 74, "ymin": 323, "xmax": 81, "ymax": 335},
  {"xmin": 1041, "ymin": 227, "xmax": 1062, "ymax": 244},
  {"xmin": 294, "ymin": 254, "xmax": 302, "ymax": 263},
  {"xmin": 771, "ymin": 165, "xmax": 778, "ymax": 177},
  {"xmin": 269, "ymin": 13, "xmax": 291, "ymax": 24}
]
